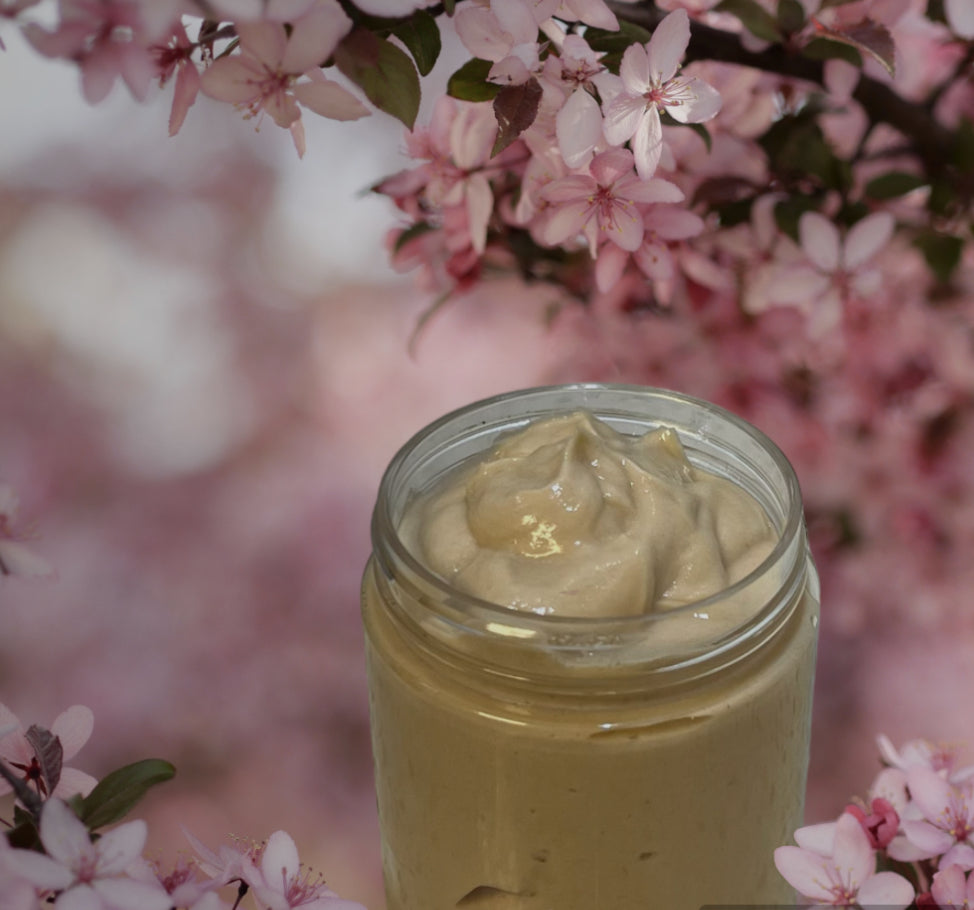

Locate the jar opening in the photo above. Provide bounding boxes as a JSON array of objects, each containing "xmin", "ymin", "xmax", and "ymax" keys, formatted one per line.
[{"xmin": 370, "ymin": 384, "xmax": 809, "ymax": 681}]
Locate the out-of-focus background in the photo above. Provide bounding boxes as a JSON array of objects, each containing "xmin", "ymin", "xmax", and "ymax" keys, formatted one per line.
[{"xmin": 4, "ymin": 19, "xmax": 974, "ymax": 910}]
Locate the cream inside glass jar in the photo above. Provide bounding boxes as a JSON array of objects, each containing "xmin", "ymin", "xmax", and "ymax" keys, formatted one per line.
[{"xmin": 361, "ymin": 384, "xmax": 819, "ymax": 910}]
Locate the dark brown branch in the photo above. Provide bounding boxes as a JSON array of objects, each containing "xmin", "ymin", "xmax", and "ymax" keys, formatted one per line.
[{"xmin": 607, "ymin": 1, "xmax": 957, "ymax": 181}]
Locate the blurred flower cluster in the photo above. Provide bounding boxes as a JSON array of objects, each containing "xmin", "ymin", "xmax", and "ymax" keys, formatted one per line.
[
  {"xmin": 0, "ymin": 702, "xmax": 365, "ymax": 910},
  {"xmin": 776, "ymin": 735, "xmax": 974, "ymax": 908}
]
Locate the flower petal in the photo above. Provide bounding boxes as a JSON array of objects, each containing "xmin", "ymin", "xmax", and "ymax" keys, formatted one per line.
[
  {"xmin": 646, "ymin": 8, "xmax": 689, "ymax": 84},
  {"xmin": 799, "ymin": 211, "xmax": 840, "ymax": 273},
  {"xmin": 631, "ymin": 104, "xmax": 663, "ymax": 178},
  {"xmin": 6, "ymin": 848, "xmax": 74, "ymax": 890},
  {"xmin": 293, "ymin": 79, "xmax": 370, "ymax": 121},
  {"xmin": 51, "ymin": 707, "xmax": 94, "ymax": 761},
  {"xmin": 39, "ymin": 799, "xmax": 92, "ymax": 871},
  {"xmin": 843, "ymin": 211, "xmax": 894, "ymax": 270},
  {"xmin": 856, "ymin": 871, "xmax": 915, "ymax": 909},
  {"xmin": 262, "ymin": 830, "xmax": 301, "ymax": 886},
  {"xmin": 281, "ymin": 0, "xmax": 351, "ymax": 73},
  {"xmin": 236, "ymin": 21, "xmax": 288, "ymax": 71},
  {"xmin": 668, "ymin": 76, "xmax": 721, "ymax": 124},
  {"xmin": 618, "ymin": 41, "xmax": 650, "ymax": 93},
  {"xmin": 602, "ymin": 93, "xmax": 645, "ymax": 146},
  {"xmin": 773, "ymin": 845, "xmax": 835, "ymax": 902},
  {"xmin": 556, "ymin": 89, "xmax": 603, "ymax": 168}
]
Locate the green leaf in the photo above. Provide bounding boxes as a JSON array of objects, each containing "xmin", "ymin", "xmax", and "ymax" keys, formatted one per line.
[
  {"xmin": 801, "ymin": 37, "xmax": 863, "ymax": 68},
  {"xmin": 79, "ymin": 759, "xmax": 176, "ymax": 831},
  {"xmin": 714, "ymin": 0, "xmax": 779, "ymax": 43},
  {"xmin": 760, "ymin": 111, "xmax": 850, "ymax": 193},
  {"xmin": 777, "ymin": 0, "xmax": 806, "ymax": 34},
  {"xmin": 492, "ymin": 78, "xmax": 542, "ymax": 155},
  {"xmin": 914, "ymin": 230, "xmax": 963, "ymax": 283},
  {"xmin": 441, "ymin": 0, "xmax": 456, "ymax": 14},
  {"xmin": 584, "ymin": 21, "xmax": 654, "ymax": 73},
  {"xmin": 865, "ymin": 171, "xmax": 928, "ymax": 200},
  {"xmin": 392, "ymin": 10, "xmax": 441, "ymax": 77},
  {"xmin": 334, "ymin": 28, "xmax": 421, "ymax": 128},
  {"xmin": 448, "ymin": 58, "xmax": 500, "ymax": 102}
]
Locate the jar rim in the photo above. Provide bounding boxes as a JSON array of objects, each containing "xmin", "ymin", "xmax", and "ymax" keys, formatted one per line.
[{"xmin": 371, "ymin": 382, "xmax": 806, "ymax": 640}]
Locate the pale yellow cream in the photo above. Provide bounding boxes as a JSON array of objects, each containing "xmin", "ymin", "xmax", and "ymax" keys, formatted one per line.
[{"xmin": 401, "ymin": 410, "xmax": 777, "ymax": 618}]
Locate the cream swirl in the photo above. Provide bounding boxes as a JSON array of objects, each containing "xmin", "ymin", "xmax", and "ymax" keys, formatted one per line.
[{"xmin": 400, "ymin": 411, "xmax": 777, "ymax": 617}]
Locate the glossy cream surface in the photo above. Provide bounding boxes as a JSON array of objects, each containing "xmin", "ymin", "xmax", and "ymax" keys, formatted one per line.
[{"xmin": 400, "ymin": 411, "xmax": 777, "ymax": 617}]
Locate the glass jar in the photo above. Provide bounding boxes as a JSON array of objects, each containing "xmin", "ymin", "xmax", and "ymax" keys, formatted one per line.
[{"xmin": 362, "ymin": 384, "xmax": 819, "ymax": 910}]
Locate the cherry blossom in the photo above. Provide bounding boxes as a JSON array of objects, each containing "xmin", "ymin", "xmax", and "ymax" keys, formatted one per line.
[
  {"xmin": 878, "ymin": 734, "xmax": 974, "ymax": 782},
  {"xmin": 888, "ymin": 766, "xmax": 974, "ymax": 867},
  {"xmin": 933, "ymin": 863, "xmax": 974, "ymax": 910},
  {"xmin": 380, "ymin": 96, "xmax": 504, "ymax": 255},
  {"xmin": 538, "ymin": 34, "xmax": 614, "ymax": 167},
  {"xmin": 601, "ymin": 8, "xmax": 722, "ymax": 177},
  {"xmin": 539, "ymin": 146, "xmax": 684, "ymax": 256},
  {"xmin": 454, "ymin": 0, "xmax": 557, "ymax": 86},
  {"xmin": 764, "ymin": 210, "xmax": 895, "ymax": 334},
  {"xmin": 8, "ymin": 798, "xmax": 172, "ymax": 910},
  {"xmin": 593, "ymin": 203, "xmax": 703, "ymax": 292},
  {"xmin": 246, "ymin": 830, "xmax": 366, "ymax": 910},
  {"xmin": 0, "ymin": 703, "xmax": 96, "ymax": 800},
  {"xmin": 200, "ymin": 1, "xmax": 369, "ymax": 158},
  {"xmin": 22, "ymin": 0, "xmax": 162, "ymax": 103},
  {"xmin": 774, "ymin": 812, "xmax": 915, "ymax": 908},
  {"xmin": 844, "ymin": 797, "xmax": 899, "ymax": 850},
  {"xmin": 0, "ymin": 833, "xmax": 39, "ymax": 910},
  {"xmin": 152, "ymin": 20, "xmax": 201, "ymax": 137}
]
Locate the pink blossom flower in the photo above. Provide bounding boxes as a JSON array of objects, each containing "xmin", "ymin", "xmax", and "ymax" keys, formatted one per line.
[
  {"xmin": 878, "ymin": 734, "xmax": 974, "ymax": 782},
  {"xmin": 540, "ymin": 34, "xmax": 614, "ymax": 167},
  {"xmin": 22, "ymin": 0, "xmax": 162, "ymax": 103},
  {"xmin": 384, "ymin": 96, "xmax": 502, "ymax": 255},
  {"xmin": 933, "ymin": 863, "xmax": 974, "ymax": 910},
  {"xmin": 774, "ymin": 812, "xmax": 915, "ymax": 908},
  {"xmin": 246, "ymin": 830, "xmax": 366, "ymax": 910},
  {"xmin": 594, "ymin": 203, "xmax": 703, "ymax": 292},
  {"xmin": 539, "ymin": 146, "xmax": 684, "ymax": 256},
  {"xmin": 0, "ymin": 832, "xmax": 40, "ymax": 910},
  {"xmin": 601, "ymin": 8, "xmax": 721, "ymax": 177},
  {"xmin": 152, "ymin": 20, "xmax": 201, "ymax": 137},
  {"xmin": 8, "ymin": 798, "xmax": 171, "ymax": 910},
  {"xmin": 200, "ymin": 1, "xmax": 369, "ymax": 158},
  {"xmin": 765, "ymin": 210, "xmax": 895, "ymax": 334},
  {"xmin": 0, "ymin": 485, "xmax": 53, "ymax": 579},
  {"xmin": 454, "ymin": 0, "xmax": 558, "ymax": 85},
  {"xmin": 888, "ymin": 766, "xmax": 974, "ymax": 867},
  {"xmin": 0, "ymin": 703, "xmax": 96, "ymax": 800},
  {"xmin": 845, "ymin": 797, "xmax": 900, "ymax": 849}
]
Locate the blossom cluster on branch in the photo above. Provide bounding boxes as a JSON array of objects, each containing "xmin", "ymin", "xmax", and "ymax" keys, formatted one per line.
[
  {"xmin": 2, "ymin": 0, "xmax": 974, "ymax": 316},
  {"xmin": 775, "ymin": 735, "xmax": 974, "ymax": 908},
  {"xmin": 0, "ymin": 702, "xmax": 365, "ymax": 910}
]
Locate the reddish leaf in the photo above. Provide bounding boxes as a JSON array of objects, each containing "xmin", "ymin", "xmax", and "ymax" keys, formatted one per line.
[
  {"xmin": 812, "ymin": 16, "xmax": 895, "ymax": 75},
  {"xmin": 25, "ymin": 724, "xmax": 62, "ymax": 796},
  {"xmin": 492, "ymin": 78, "xmax": 542, "ymax": 156}
]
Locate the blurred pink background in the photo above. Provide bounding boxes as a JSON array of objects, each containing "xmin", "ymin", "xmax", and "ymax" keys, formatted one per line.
[{"xmin": 3, "ymin": 23, "xmax": 974, "ymax": 910}]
